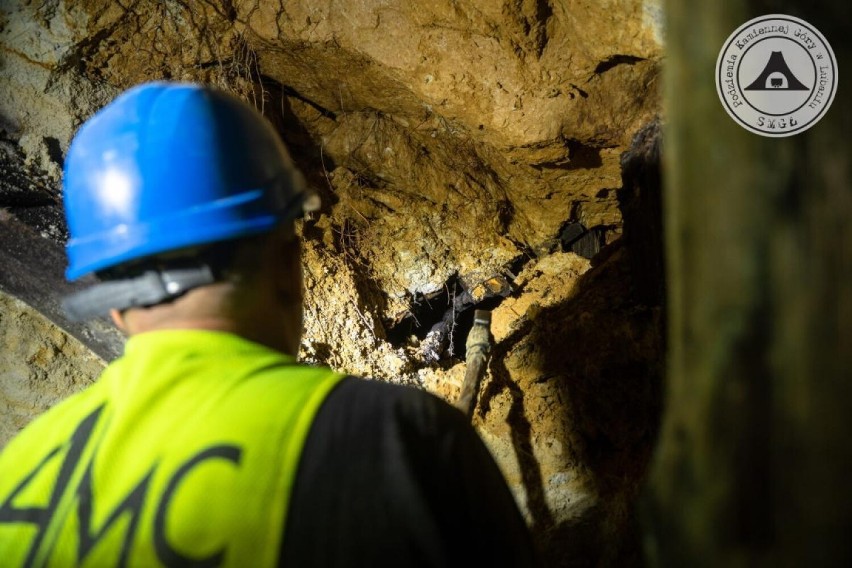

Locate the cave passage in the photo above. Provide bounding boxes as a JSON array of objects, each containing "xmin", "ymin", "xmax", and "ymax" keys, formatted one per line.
[{"xmin": 386, "ymin": 274, "xmax": 510, "ymax": 362}]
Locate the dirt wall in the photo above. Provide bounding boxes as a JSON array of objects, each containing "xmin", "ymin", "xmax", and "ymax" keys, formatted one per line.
[
  {"xmin": 0, "ymin": 290, "xmax": 103, "ymax": 446},
  {"xmin": 0, "ymin": 1, "xmax": 665, "ymax": 564}
]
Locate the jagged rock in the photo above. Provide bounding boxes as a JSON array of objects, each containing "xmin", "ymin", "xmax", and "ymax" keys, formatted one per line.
[
  {"xmin": 0, "ymin": 290, "xmax": 104, "ymax": 446},
  {"xmin": 0, "ymin": 1, "xmax": 664, "ymax": 564}
]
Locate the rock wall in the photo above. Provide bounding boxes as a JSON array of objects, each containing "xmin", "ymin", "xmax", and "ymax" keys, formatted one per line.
[
  {"xmin": 0, "ymin": 1, "xmax": 664, "ymax": 564},
  {"xmin": 0, "ymin": 290, "xmax": 104, "ymax": 445}
]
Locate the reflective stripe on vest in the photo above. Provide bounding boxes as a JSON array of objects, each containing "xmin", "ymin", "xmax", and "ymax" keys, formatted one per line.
[{"xmin": 0, "ymin": 330, "xmax": 343, "ymax": 567}]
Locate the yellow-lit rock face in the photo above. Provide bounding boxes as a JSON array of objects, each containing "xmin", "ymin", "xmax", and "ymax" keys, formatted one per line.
[
  {"xmin": 1, "ymin": 1, "xmax": 664, "ymax": 562},
  {"xmin": 233, "ymin": 0, "xmax": 661, "ymax": 306},
  {"xmin": 0, "ymin": 290, "xmax": 104, "ymax": 448},
  {"xmin": 236, "ymin": 0, "xmax": 660, "ymax": 147}
]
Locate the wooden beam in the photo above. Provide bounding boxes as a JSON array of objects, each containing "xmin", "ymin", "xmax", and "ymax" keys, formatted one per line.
[{"xmin": 647, "ymin": 1, "xmax": 852, "ymax": 565}]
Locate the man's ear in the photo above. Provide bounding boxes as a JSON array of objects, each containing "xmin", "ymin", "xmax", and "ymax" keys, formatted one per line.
[{"xmin": 110, "ymin": 309, "xmax": 128, "ymax": 333}]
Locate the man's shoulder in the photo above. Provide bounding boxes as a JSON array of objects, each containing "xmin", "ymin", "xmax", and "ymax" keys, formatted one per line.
[
  {"xmin": 320, "ymin": 375, "xmax": 466, "ymax": 432},
  {"xmin": 283, "ymin": 375, "xmax": 539, "ymax": 567}
]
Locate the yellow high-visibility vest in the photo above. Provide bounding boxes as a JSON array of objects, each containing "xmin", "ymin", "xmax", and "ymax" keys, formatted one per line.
[{"xmin": 0, "ymin": 330, "xmax": 343, "ymax": 567}]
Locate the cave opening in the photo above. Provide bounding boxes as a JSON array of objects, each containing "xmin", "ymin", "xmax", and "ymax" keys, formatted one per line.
[
  {"xmin": 386, "ymin": 274, "xmax": 510, "ymax": 362},
  {"xmin": 386, "ymin": 277, "xmax": 462, "ymax": 347},
  {"xmin": 558, "ymin": 221, "xmax": 605, "ymax": 259}
]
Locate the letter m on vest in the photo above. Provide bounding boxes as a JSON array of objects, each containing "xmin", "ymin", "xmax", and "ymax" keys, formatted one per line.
[{"xmin": 0, "ymin": 406, "xmax": 154, "ymax": 567}]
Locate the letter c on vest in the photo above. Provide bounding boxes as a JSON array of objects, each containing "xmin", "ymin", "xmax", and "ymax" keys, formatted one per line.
[{"xmin": 153, "ymin": 445, "xmax": 242, "ymax": 568}]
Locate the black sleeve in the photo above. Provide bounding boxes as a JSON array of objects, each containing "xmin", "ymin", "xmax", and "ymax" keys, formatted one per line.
[{"xmin": 279, "ymin": 376, "xmax": 538, "ymax": 567}]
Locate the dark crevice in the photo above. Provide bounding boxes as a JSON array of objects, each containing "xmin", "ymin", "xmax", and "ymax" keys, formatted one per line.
[
  {"xmin": 194, "ymin": 58, "xmax": 235, "ymax": 70},
  {"xmin": 566, "ymin": 139, "xmax": 602, "ymax": 169},
  {"xmin": 269, "ymin": 78, "xmax": 338, "ymax": 121},
  {"xmin": 386, "ymin": 276, "xmax": 462, "ymax": 351},
  {"xmin": 569, "ymin": 83, "xmax": 589, "ymax": 98},
  {"xmin": 496, "ymin": 199, "xmax": 515, "ymax": 233},
  {"xmin": 531, "ymin": 138, "xmax": 602, "ymax": 170},
  {"xmin": 386, "ymin": 273, "xmax": 513, "ymax": 363},
  {"xmin": 617, "ymin": 118, "xmax": 664, "ymax": 306},
  {"xmin": 43, "ymin": 137, "xmax": 64, "ymax": 168},
  {"xmin": 50, "ymin": 15, "xmax": 126, "ymax": 83},
  {"xmin": 506, "ymin": 245, "xmax": 536, "ymax": 278},
  {"xmin": 222, "ymin": 0, "xmax": 237, "ymax": 21},
  {"xmin": 0, "ymin": 139, "xmax": 67, "ymax": 242},
  {"xmin": 593, "ymin": 54, "xmax": 646, "ymax": 76},
  {"xmin": 255, "ymin": 76, "xmax": 339, "ymax": 211},
  {"xmin": 558, "ymin": 221, "xmax": 605, "ymax": 259},
  {"xmin": 532, "ymin": 0, "xmax": 554, "ymax": 57},
  {"xmin": 196, "ymin": 0, "xmax": 237, "ymax": 22}
]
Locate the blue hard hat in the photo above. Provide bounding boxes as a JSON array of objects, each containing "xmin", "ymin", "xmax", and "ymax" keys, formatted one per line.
[{"xmin": 63, "ymin": 81, "xmax": 312, "ymax": 281}]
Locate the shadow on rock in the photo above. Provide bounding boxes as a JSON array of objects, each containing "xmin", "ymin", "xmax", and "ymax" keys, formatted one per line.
[{"xmin": 478, "ymin": 121, "xmax": 665, "ymax": 567}]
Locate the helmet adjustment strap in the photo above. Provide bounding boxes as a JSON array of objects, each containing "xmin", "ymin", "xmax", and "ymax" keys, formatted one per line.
[{"xmin": 62, "ymin": 265, "xmax": 217, "ymax": 322}]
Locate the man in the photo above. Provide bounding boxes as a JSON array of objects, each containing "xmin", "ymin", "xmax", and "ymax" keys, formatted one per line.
[{"xmin": 0, "ymin": 82, "xmax": 536, "ymax": 566}]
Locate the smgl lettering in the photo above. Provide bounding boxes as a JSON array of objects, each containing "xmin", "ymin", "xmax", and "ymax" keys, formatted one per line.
[{"xmin": 757, "ymin": 116, "xmax": 799, "ymax": 130}]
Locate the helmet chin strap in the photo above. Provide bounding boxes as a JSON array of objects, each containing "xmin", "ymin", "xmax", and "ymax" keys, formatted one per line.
[{"xmin": 62, "ymin": 265, "xmax": 217, "ymax": 322}]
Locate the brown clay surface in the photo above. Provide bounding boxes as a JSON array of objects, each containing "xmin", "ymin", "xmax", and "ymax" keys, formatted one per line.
[{"xmin": 0, "ymin": 2, "xmax": 664, "ymax": 563}]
